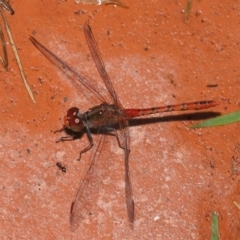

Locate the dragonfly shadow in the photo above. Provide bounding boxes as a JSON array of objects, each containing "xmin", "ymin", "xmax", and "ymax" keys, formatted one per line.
[{"xmin": 128, "ymin": 111, "xmax": 221, "ymax": 128}]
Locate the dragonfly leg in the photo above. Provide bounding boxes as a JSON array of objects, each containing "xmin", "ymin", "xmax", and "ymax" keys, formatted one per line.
[
  {"xmin": 114, "ymin": 130, "xmax": 130, "ymax": 153},
  {"xmin": 55, "ymin": 133, "xmax": 81, "ymax": 143},
  {"xmin": 78, "ymin": 127, "xmax": 94, "ymax": 161},
  {"xmin": 98, "ymin": 127, "xmax": 131, "ymax": 153},
  {"xmin": 54, "ymin": 126, "xmax": 67, "ymax": 134},
  {"xmin": 54, "ymin": 125, "xmax": 82, "ymax": 143}
]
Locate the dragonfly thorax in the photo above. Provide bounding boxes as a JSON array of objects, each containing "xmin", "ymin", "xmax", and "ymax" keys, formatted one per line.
[{"xmin": 84, "ymin": 103, "xmax": 123, "ymax": 129}]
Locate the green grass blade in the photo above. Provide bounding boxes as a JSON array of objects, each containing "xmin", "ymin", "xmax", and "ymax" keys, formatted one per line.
[
  {"xmin": 184, "ymin": 0, "xmax": 193, "ymax": 22},
  {"xmin": 191, "ymin": 111, "xmax": 240, "ymax": 128},
  {"xmin": 211, "ymin": 211, "xmax": 219, "ymax": 240}
]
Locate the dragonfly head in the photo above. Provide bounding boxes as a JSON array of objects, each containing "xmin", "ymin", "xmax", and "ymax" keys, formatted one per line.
[{"xmin": 64, "ymin": 107, "xmax": 84, "ymax": 132}]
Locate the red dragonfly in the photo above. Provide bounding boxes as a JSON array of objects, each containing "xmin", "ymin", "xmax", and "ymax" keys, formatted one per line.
[{"xmin": 30, "ymin": 22, "xmax": 220, "ymax": 231}]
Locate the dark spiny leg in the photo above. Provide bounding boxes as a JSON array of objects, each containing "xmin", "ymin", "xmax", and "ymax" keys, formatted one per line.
[
  {"xmin": 114, "ymin": 130, "xmax": 130, "ymax": 153},
  {"xmin": 54, "ymin": 126, "xmax": 66, "ymax": 134},
  {"xmin": 55, "ymin": 132, "xmax": 82, "ymax": 143},
  {"xmin": 78, "ymin": 127, "xmax": 94, "ymax": 161}
]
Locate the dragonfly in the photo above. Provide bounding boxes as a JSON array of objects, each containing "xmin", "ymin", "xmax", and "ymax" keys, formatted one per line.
[{"xmin": 29, "ymin": 22, "xmax": 220, "ymax": 231}]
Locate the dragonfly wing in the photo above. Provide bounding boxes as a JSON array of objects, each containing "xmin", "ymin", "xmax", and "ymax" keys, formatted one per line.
[
  {"xmin": 118, "ymin": 119, "xmax": 134, "ymax": 223},
  {"xmin": 70, "ymin": 113, "xmax": 121, "ymax": 231},
  {"xmin": 83, "ymin": 22, "xmax": 121, "ymax": 106},
  {"xmin": 29, "ymin": 36, "xmax": 107, "ymax": 104},
  {"xmin": 70, "ymin": 133, "xmax": 106, "ymax": 231}
]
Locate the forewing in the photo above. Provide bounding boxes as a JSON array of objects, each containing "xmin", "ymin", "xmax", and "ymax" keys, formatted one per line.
[
  {"xmin": 84, "ymin": 23, "xmax": 121, "ymax": 106},
  {"xmin": 29, "ymin": 36, "xmax": 108, "ymax": 104}
]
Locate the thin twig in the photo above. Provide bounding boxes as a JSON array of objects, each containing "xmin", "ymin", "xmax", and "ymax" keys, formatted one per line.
[
  {"xmin": 0, "ymin": 24, "xmax": 8, "ymax": 69},
  {"xmin": 233, "ymin": 201, "xmax": 240, "ymax": 210},
  {"xmin": 0, "ymin": 7, "xmax": 36, "ymax": 103},
  {"xmin": 102, "ymin": 0, "xmax": 129, "ymax": 8},
  {"xmin": 0, "ymin": 0, "xmax": 14, "ymax": 15},
  {"xmin": 0, "ymin": 0, "xmax": 12, "ymax": 70}
]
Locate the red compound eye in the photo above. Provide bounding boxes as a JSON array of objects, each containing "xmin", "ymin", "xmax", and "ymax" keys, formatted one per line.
[{"xmin": 64, "ymin": 107, "xmax": 84, "ymax": 132}]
